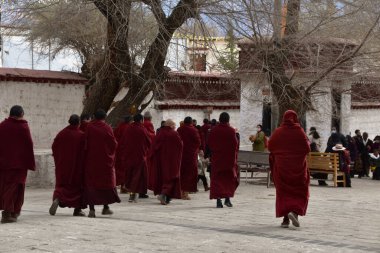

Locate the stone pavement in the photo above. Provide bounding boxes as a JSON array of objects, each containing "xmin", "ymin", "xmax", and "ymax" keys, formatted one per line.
[{"xmin": 1, "ymin": 177, "xmax": 380, "ymax": 253}]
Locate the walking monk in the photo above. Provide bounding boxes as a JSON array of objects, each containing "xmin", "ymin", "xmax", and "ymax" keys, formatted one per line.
[
  {"xmin": 208, "ymin": 112, "xmax": 238, "ymax": 208},
  {"xmin": 148, "ymin": 119, "xmax": 183, "ymax": 205},
  {"xmin": 0, "ymin": 105, "xmax": 35, "ymax": 223},
  {"xmin": 83, "ymin": 109, "xmax": 120, "ymax": 218},
  {"xmin": 177, "ymin": 116, "xmax": 201, "ymax": 200},
  {"xmin": 114, "ymin": 115, "xmax": 133, "ymax": 193},
  {"xmin": 79, "ymin": 113, "xmax": 91, "ymax": 132},
  {"xmin": 268, "ymin": 110, "xmax": 310, "ymax": 228},
  {"xmin": 119, "ymin": 114, "xmax": 151, "ymax": 202},
  {"xmin": 49, "ymin": 114, "xmax": 86, "ymax": 217},
  {"xmin": 143, "ymin": 111, "xmax": 155, "ymax": 141}
]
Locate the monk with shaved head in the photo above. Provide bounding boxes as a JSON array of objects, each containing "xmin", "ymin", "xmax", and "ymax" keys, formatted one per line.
[
  {"xmin": 0, "ymin": 105, "xmax": 35, "ymax": 223},
  {"xmin": 148, "ymin": 119, "xmax": 183, "ymax": 205}
]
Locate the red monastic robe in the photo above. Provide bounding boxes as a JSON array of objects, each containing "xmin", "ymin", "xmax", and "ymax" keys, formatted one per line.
[
  {"xmin": 119, "ymin": 122, "xmax": 151, "ymax": 193},
  {"xmin": 0, "ymin": 117, "xmax": 35, "ymax": 214},
  {"xmin": 268, "ymin": 110, "xmax": 310, "ymax": 217},
  {"xmin": 79, "ymin": 121, "xmax": 89, "ymax": 132},
  {"xmin": 148, "ymin": 126, "xmax": 183, "ymax": 199},
  {"xmin": 177, "ymin": 124, "xmax": 201, "ymax": 192},
  {"xmin": 114, "ymin": 122, "xmax": 130, "ymax": 142},
  {"xmin": 208, "ymin": 123, "xmax": 238, "ymax": 199},
  {"xmin": 114, "ymin": 122, "xmax": 131, "ymax": 185},
  {"xmin": 83, "ymin": 120, "xmax": 120, "ymax": 205},
  {"xmin": 200, "ymin": 123, "xmax": 211, "ymax": 151},
  {"xmin": 143, "ymin": 119, "xmax": 155, "ymax": 141},
  {"xmin": 52, "ymin": 125, "xmax": 85, "ymax": 208}
]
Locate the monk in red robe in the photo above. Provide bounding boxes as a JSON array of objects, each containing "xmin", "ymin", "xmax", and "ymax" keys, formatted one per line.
[
  {"xmin": 148, "ymin": 119, "xmax": 183, "ymax": 205},
  {"xmin": 114, "ymin": 115, "xmax": 133, "ymax": 142},
  {"xmin": 177, "ymin": 116, "xmax": 201, "ymax": 200},
  {"xmin": 0, "ymin": 105, "xmax": 35, "ymax": 223},
  {"xmin": 119, "ymin": 114, "xmax": 151, "ymax": 202},
  {"xmin": 49, "ymin": 115, "xmax": 86, "ymax": 217},
  {"xmin": 268, "ymin": 110, "xmax": 310, "ymax": 228},
  {"xmin": 79, "ymin": 113, "xmax": 91, "ymax": 132},
  {"xmin": 208, "ymin": 112, "xmax": 238, "ymax": 208},
  {"xmin": 83, "ymin": 109, "xmax": 120, "ymax": 218},
  {"xmin": 143, "ymin": 111, "xmax": 155, "ymax": 141},
  {"xmin": 114, "ymin": 115, "xmax": 133, "ymax": 193},
  {"xmin": 200, "ymin": 119, "xmax": 211, "ymax": 151}
]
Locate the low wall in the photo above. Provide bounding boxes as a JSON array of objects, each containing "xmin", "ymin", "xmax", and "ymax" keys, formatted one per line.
[{"xmin": 27, "ymin": 149, "xmax": 55, "ymax": 188}]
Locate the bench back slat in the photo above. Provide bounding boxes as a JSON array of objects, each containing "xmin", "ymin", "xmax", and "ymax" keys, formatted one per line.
[
  {"xmin": 237, "ymin": 150, "xmax": 269, "ymax": 165},
  {"xmin": 307, "ymin": 152, "xmax": 338, "ymax": 171}
]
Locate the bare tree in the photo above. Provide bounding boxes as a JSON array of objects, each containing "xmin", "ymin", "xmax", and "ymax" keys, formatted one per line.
[
  {"xmin": 5, "ymin": 0, "xmax": 206, "ymax": 126},
  {"xmin": 205, "ymin": 0, "xmax": 380, "ymax": 122}
]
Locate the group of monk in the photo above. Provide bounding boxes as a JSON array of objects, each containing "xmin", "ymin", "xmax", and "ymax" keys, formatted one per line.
[
  {"xmin": 0, "ymin": 104, "xmax": 310, "ymax": 229},
  {"xmin": 0, "ymin": 106, "xmax": 240, "ymax": 223}
]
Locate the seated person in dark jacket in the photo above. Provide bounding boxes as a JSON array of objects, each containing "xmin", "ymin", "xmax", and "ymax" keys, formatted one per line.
[{"xmin": 369, "ymin": 149, "xmax": 380, "ymax": 180}]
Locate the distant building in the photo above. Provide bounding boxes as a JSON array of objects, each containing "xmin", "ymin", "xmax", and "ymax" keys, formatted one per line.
[
  {"xmin": 166, "ymin": 35, "xmax": 236, "ymax": 72},
  {"xmin": 0, "ymin": 28, "xmax": 82, "ymax": 71}
]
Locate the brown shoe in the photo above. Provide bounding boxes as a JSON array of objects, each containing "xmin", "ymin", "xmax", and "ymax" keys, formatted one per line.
[
  {"xmin": 204, "ymin": 186, "xmax": 210, "ymax": 191},
  {"xmin": 128, "ymin": 193, "xmax": 137, "ymax": 203},
  {"xmin": 281, "ymin": 217, "xmax": 290, "ymax": 228},
  {"xmin": 157, "ymin": 194, "xmax": 167, "ymax": 205},
  {"xmin": 73, "ymin": 209, "xmax": 86, "ymax": 217},
  {"xmin": 1, "ymin": 211, "xmax": 17, "ymax": 224},
  {"xmin": 88, "ymin": 210, "xmax": 96, "ymax": 218},
  {"xmin": 101, "ymin": 208, "xmax": 113, "ymax": 215},
  {"xmin": 181, "ymin": 192, "xmax": 191, "ymax": 200}
]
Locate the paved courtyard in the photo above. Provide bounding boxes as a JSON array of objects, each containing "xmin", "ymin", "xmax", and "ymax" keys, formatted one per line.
[{"xmin": 1, "ymin": 177, "xmax": 380, "ymax": 253}]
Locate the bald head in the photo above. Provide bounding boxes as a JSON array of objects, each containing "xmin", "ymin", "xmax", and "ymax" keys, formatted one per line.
[{"xmin": 164, "ymin": 119, "xmax": 176, "ymax": 129}]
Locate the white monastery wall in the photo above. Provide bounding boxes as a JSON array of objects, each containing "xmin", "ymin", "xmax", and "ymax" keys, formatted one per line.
[
  {"xmin": 0, "ymin": 81, "xmax": 85, "ymax": 149},
  {"xmin": 349, "ymin": 109, "xmax": 380, "ymax": 139}
]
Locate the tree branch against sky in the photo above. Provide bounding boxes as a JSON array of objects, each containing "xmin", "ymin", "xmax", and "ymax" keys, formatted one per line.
[
  {"xmin": 204, "ymin": 0, "xmax": 380, "ymax": 123},
  {"xmin": 3, "ymin": 0, "xmax": 380, "ymax": 125}
]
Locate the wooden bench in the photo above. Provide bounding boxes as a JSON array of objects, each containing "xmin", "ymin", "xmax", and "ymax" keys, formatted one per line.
[
  {"xmin": 307, "ymin": 152, "xmax": 346, "ymax": 187},
  {"xmin": 237, "ymin": 150, "xmax": 271, "ymax": 187}
]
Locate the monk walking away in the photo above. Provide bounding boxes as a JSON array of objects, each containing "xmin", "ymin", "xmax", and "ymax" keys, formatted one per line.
[
  {"xmin": 208, "ymin": 112, "xmax": 238, "ymax": 208},
  {"xmin": 114, "ymin": 115, "xmax": 133, "ymax": 194},
  {"xmin": 143, "ymin": 111, "xmax": 155, "ymax": 141},
  {"xmin": 0, "ymin": 105, "xmax": 35, "ymax": 223},
  {"xmin": 268, "ymin": 110, "xmax": 310, "ymax": 228},
  {"xmin": 79, "ymin": 113, "xmax": 91, "ymax": 132},
  {"xmin": 83, "ymin": 109, "xmax": 120, "ymax": 218},
  {"xmin": 49, "ymin": 115, "xmax": 86, "ymax": 217},
  {"xmin": 119, "ymin": 114, "xmax": 151, "ymax": 202},
  {"xmin": 148, "ymin": 119, "xmax": 183, "ymax": 205},
  {"xmin": 177, "ymin": 116, "xmax": 201, "ymax": 200}
]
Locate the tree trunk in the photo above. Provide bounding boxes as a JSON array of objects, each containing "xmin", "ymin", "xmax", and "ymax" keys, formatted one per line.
[
  {"xmin": 82, "ymin": 1, "xmax": 132, "ymax": 117},
  {"xmin": 106, "ymin": 0, "xmax": 198, "ymax": 126},
  {"xmin": 265, "ymin": 0, "xmax": 308, "ymax": 124}
]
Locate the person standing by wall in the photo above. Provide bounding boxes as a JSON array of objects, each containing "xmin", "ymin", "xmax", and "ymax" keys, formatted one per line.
[{"xmin": 249, "ymin": 124, "xmax": 266, "ymax": 151}]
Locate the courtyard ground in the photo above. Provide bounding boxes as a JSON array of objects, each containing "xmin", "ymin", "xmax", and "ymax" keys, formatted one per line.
[{"xmin": 1, "ymin": 176, "xmax": 379, "ymax": 253}]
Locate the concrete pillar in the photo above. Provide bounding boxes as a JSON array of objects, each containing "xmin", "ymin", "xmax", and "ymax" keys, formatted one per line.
[
  {"xmin": 306, "ymin": 79, "xmax": 332, "ymax": 151},
  {"xmin": 238, "ymin": 73, "xmax": 266, "ymax": 150}
]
